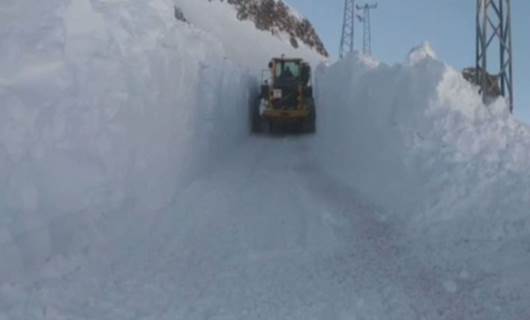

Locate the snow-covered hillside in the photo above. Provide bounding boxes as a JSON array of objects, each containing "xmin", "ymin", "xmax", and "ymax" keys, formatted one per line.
[
  {"xmin": 174, "ymin": 0, "xmax": 326, "ymax": 70},
  {"xmin": 221, "ymin": 0, "xmax": 328, "ymax": 56}
]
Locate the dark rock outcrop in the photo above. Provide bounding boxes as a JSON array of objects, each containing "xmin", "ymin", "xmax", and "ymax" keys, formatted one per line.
[
  {"xmin": 211, "ymin": 0, "xmax": 328, "ymax": 57},
  {"xmin": 174, "ymin": 6, "xmax": 188, "ymax": 22}
]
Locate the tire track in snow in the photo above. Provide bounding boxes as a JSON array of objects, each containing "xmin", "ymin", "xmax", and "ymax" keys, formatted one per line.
[{"xmin": 295, "ymin": 158, "xmax": 496, "ymax": 319}]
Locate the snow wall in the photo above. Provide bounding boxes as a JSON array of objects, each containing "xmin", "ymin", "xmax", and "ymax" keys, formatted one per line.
[
  {"xmin": 314, "ymin": 45, "xmax": 530, "ymax": 250},
  {"xmin": 0, "ymin": 0, "xmax": 255, "ymax": 283}
]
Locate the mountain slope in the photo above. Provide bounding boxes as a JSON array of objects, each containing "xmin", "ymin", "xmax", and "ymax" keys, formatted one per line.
[
  {"xmin": 174, "ymin": 0, "xmax": 326, "ymax": 70},
  {"xmin": 224, "ymin": 0, "xmax": 328, "ymax": 57}
]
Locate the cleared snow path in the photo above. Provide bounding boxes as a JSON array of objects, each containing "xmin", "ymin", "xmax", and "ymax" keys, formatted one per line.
[{"xmin": 2, "ymin": 136, "xmax": 520, "ymax": 320}]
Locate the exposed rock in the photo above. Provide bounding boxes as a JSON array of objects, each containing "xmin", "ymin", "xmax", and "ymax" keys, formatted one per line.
[
  {"xmin": 174, "ymin": 6, "xmax": 187, "ymax": 23},
  {"xmin": 213, "ymin": 0, "xmax": 328, "ymax": 57}
]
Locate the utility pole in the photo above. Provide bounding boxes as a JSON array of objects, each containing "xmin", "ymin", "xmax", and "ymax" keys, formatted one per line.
[
  {"xmin": 339, "ymin": 0, "xmax": 356, "ymax": 58},
  {"xmin": 476, "ymin": 0, "xmax": 514, "ymax": 112},
  {"xmin": 356, "ymin": 3, "xmax": 377, "ymax": 56}
]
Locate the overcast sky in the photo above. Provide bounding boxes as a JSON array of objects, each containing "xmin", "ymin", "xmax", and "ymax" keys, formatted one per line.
[{"xmin": 288, "ymin": 0, "xmax": 530, "ymax": 123}]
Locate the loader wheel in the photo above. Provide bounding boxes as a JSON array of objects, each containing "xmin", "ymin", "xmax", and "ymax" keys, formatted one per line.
[
  {"xmin": 305, "ymin": 101, "xmax": 317, "ymax": 134},
  {"xmin": 308, "ymin": 113, "xmax": 316, "ymax": 134},
  {"xmin": 251, "ymin": 97, "xmax": 262, "ymax": 134}
]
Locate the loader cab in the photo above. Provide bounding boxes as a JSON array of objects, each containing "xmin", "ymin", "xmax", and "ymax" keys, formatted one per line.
[
  {"xmin": 263, "ymin": 58, "xmax": 312, "ymax": 109},
  {"xmin": 268, "ymin": 58, "xmax": 311, "ymax": 87}
]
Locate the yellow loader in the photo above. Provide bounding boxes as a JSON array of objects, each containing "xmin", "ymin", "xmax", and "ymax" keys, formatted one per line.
[{"xmin": 251, "ymin": 57, "xmax": 316, "ymax": 134}]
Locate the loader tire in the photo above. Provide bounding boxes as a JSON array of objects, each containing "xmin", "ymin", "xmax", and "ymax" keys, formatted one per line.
[
  {"xmin": 251, "ymin": 97, "xmax": 262, "ymax": 134},
  {"xmin": 305, "ymin": 100, "xmax": 316, "ymax": 134}
]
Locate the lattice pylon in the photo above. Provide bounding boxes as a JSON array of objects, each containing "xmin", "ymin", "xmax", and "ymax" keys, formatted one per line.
[
  {"xmin": 476, "ymin": 0, "xmax": 513, "ymax": 112},
  {"xmin": 339, "ymin": 0, "xmax": 356, "ymax": 58}
]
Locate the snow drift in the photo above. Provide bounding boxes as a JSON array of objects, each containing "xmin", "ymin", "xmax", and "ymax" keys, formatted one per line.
[
  {"xmin": 0, "ymin": 0, "xmax": 256, "ymax": 283},
  {"xmin": 315, "ymin": 43, "xmax": 530, "ymax": 279}
]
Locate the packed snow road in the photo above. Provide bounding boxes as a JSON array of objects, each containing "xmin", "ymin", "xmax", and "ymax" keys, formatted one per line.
[{"xmin": 2, "ymin": 135, "xmax": 515, "ymax": 320}]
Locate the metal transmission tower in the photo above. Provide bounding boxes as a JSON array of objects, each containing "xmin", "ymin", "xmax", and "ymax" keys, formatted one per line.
[
  {"xmin": 339, "ymin": 0, "xmax": 356, "ymax": 58},
  {"xmin": 476, "ymin": 0, "xmax": 514, "ymax": 112},
  {"xmin": 356, "ymin": 3, "xmax": 377, "ymax": 56}
]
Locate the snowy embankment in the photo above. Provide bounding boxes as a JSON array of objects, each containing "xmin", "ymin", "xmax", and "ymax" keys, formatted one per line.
[
  {"xmin": 0, "ymin": 0, "xmax": 255, "ymax": 283},
  {"xmin": 315, "ymin": 45, "xmax": 530, "ymax": 288}
]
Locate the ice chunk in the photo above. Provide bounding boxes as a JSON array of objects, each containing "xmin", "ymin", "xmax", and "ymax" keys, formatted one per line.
[{"xmin": 407, "ymin": 41, "xmax": 438, "ymax": 65}]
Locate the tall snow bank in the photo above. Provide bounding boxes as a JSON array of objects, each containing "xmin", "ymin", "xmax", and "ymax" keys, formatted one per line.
[
  {"xmin": 314, "ymin": 44, "xmax": 530, "ymax": 242},
  {"xmin": 0, "ymin": 0, "xmax": 254, "ymax": 283}
]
